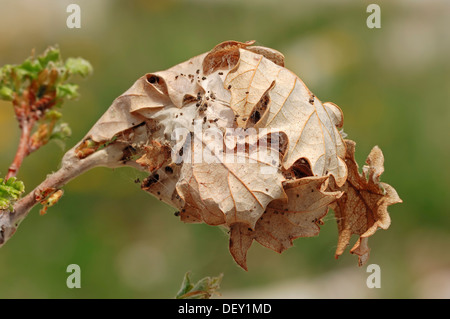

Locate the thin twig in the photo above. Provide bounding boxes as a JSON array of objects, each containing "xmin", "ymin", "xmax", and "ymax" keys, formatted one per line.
[{"xmin": 0, "ymin": 142, "xmax": 128, "ymax": 247}]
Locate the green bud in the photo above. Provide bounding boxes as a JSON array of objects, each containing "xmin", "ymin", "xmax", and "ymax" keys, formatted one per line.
[
  {"xmin": 5, "ymin": 177, "xmax": 25, "ymax": 193},
  {"xmin": 65, "ymin": 58, "xmax": 93, "ymax": 77},
  {"xmin": 0, "ymin": 86, "xmax": 14, "ymax": 100},
  {"xmin": 175, "ymin": 272, "xmax": 223, "ymax": 299},
  {"xmin": 0, "ymin": 198, "xmax": 9, "ymax": 210},
  {"xmin": 38, "ymin": 47, "xmax": 61, "ymax": 68},
  {"xmin": 45, "ymin": 109, "xmax": 63, "ymax": 120},
  {"xmin": 0, "ymin": 177, "xmax": 25, "ymax": 210},
  {"xmin": 56, "ymin": 83, "xmax": 79, "ymax": 99},
  {"xmin": 0, "ymin": 64, "xmax": 13, "ymax": 82},
  {"xmin": 51, "ymin": 122, "xmax": 72, "ymax": 140},
  {"xmin": 17, "ymin": 59, "xmax": 43, "ymax": 79},
  {"xmin": 176, "ymin": 272, "xmax": 194, "ymax": 299}
]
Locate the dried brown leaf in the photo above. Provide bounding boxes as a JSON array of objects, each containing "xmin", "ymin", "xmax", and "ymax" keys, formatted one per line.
[
  {"xmin": 331, "ymin": 139, "xmax": 402, "ymax": 266},
  {"xmin": 176, "ymin": 131, "xmax": 287, "ymax": 229},
  {"xmin": 224, "ymin": 49, "xmax": 347, "ymax": 186},
  {"xmin": 257, "ymin": 176, "xmax": 342, "ymax": 251},
  {"xmin": 229, "ymin": 176, "xmax": 342, "ymax": 270},
  {"xmin": 203, "ymin": 40, "xmax": 255, "ymax": 75}
]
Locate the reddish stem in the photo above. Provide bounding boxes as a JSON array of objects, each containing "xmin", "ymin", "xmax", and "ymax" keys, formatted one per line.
[{"xmin": 5, "ymin": 118, "xmax": 34, "ymax": 180}]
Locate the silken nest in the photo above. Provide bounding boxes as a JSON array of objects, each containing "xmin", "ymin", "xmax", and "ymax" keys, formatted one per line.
[{"xmin": 24, "ymin": 40, "xmax": 403, "ymax": 270}]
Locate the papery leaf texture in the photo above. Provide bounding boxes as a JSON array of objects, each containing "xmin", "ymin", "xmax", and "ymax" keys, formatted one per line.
[{"xmin": 74, "ymin": 41, "xmax": 401, "ymax": 269}]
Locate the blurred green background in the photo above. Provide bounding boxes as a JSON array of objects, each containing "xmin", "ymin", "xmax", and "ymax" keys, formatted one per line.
[{"xmin": 0, "ymin": 0, "xmax": 449, "ymax": 298}]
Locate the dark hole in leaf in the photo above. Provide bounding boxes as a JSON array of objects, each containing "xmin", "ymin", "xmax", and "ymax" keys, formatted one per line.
[
  {"xmin": 249, "ymin": 110, "xmax": 261, "ymax": 123},
  {"xmin": 147, "ymin": 75, "xmax": 159, "ymax": 84},
  {"xmin": 141, "ymin": 173, "xmax": 160, "ymax": 189},
  {"xmin": 248, "ymin": 81, "xmax": 273, "ymax": 126},
  {"xmin": 290, "ymin": 158, "xmax": 313, "ymax": 179},
  {"xmin": 182, "ymin": 94, "xmax": 197, "ymax": 106},
  {"xmin": 121, "ymin": 145, "xmax": 137, "ymax": 162},
  {"xmin": 165, "ymin": 166, "xmax": 173, "ymax": 174}
]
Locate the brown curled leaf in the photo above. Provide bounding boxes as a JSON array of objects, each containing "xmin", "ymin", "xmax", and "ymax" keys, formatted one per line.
[
  {"xmin": 330, "ymin": 139, "xmax": 402, "ymax": 266},
  {"xmin": 176, "ymin": 130, "xmax": 287, "ymax": 229},
  {"xmin": 224, "ymin": 49, "xmax": 347, "ymax": 186},
  {"xmin": 229, "ymin": 176, "xmax": 342, "ymax": 270},
  {"xmin": 245, "ymin": 45, "xmax": 285, "ymax": 67},
  {"xmin": 202, "ymin": 40, "xmax": 255, "ymax": 75},
  {"xmin": 229, "ymin": 223, "xmax": 254, "ymax": 271}
]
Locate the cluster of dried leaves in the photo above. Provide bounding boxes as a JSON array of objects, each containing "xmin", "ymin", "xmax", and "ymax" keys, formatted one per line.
[{"xmin": 67, "ymin": 41, "xmax": 401, "ymax": 269}]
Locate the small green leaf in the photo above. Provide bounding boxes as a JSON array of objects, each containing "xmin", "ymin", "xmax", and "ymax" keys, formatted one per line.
[
  {"xmin": 45, "ymin": 109, "xmax": 63, "ymax": 120},
  {"xmin": 50, "ymin": 122, "xmax": 72, "ymax": 141},
  {"xmin": 56, "ymin": 83, "xmax": 79, "ymax": 99},
  {"xmin": 0, "ymin": 198, "xmax": 9, "ymax": 210},
  {"xmin": 65, "ymin": 58, "xmax": 93, "ymax": 77},
  {"xmin": 38, "ymin": 47, "xmax": 61, "ymax": 68},
  {"xmin": 176, "ymin": 272, "xmax": 194, "ymax": 299},
  {"xmin": 0, "ymin": 64, "xmax": 13, "ymax": 82},
  {"xmin": 5, "ymin": 177, "xmax": 25, "ymax": 193},
  {"xmin": 17, "ymin": 59, "xmax": 42, "ymax": 79},
  {"xmin": 0, "ymin": 177, "xmax": 25, "ymax": 210},
  {"xmin": 175, "ymin": 272, "xmax": 223, "ymax": 299},
  {"xmin": 0, "ymin": 86, "xmax": 14, "ymax": 101}
]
